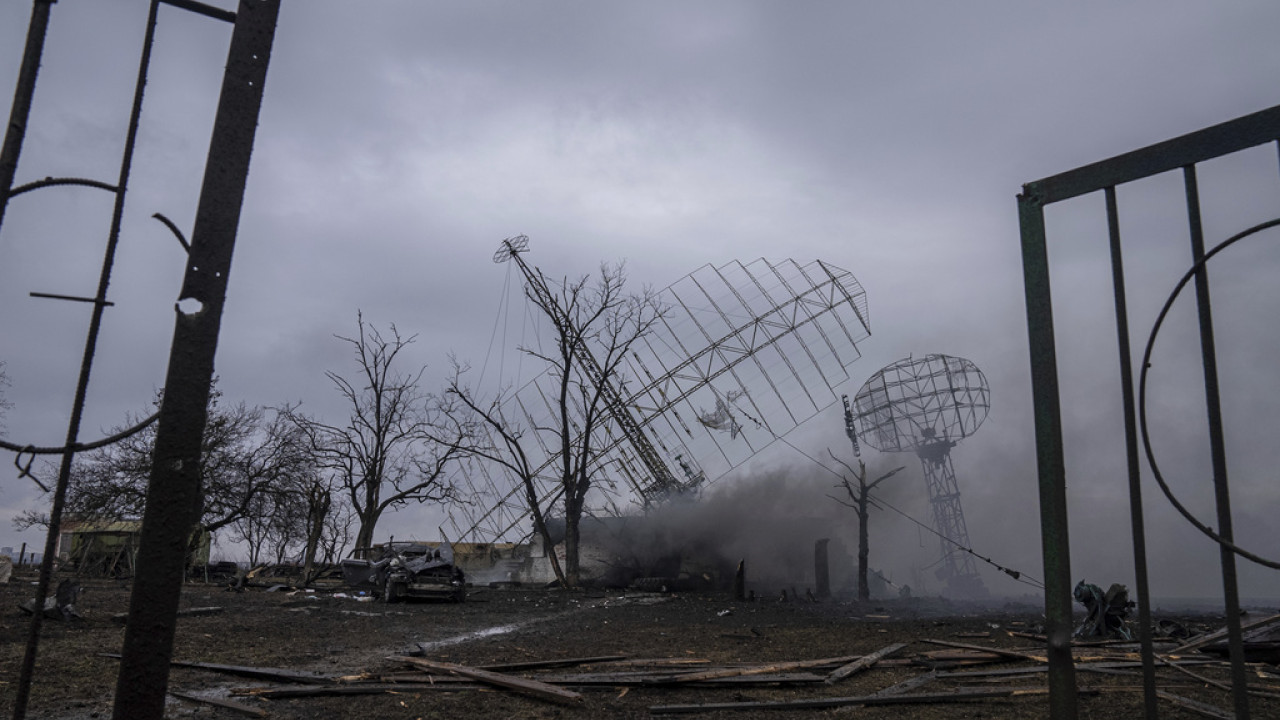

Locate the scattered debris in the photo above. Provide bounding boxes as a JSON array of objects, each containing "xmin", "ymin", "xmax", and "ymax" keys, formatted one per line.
[
  {"xmin": 1194, "ymin": 613, "xmax": 1280, "ymax": 664},
  {"xmin": 19, "ymin": 579, "xmax": 80, "ymax": 620},
  {"xmin": 393, "ymin": 656, "xmax": 583, "ymax": 705},
  {"xmin": 121, "ymin": 613, "xmax": 1280, "ymax": 716},
  {"xmin": 168, "ymin": 690, "xmax": 268, "ymax": 718},
  {"xmin": 1073, "ymin": 580, "xmax": 1134, "ymax": 640}
]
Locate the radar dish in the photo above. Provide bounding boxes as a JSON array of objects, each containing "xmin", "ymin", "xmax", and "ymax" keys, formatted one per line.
[
  {"xmin": 850, "ymin": 353, "xmax": 990, "ymax": 599},
  {"xmin": 853, "ymin": 353, "xmax": 989, "ymax": 454}
]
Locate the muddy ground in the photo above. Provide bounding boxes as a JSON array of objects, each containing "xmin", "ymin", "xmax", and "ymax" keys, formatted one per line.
[{"xmin": 0, "ymin": 571, "xmax": 1276, "ymax": 719}]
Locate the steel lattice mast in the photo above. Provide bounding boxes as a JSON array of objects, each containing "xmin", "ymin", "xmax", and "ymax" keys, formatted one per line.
[
  {"xmin": 492, "ymin": 235, "xmax": 683, "ymax": 502},
  {"xmin": 917, "ymin": 435, "xmax": 981, "ymax": 589}
]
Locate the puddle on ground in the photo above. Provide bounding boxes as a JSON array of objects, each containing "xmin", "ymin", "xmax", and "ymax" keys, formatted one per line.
[{"xmin": 415, "ymin": 620, "xmax": 533, "ymax": 652}]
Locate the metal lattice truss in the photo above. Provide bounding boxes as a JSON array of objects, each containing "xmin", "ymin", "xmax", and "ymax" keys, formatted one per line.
[
  {"xmin": 852, "ymin": 354, "xmax": 989, "ymax": 453},
  {"xmin": 450, "ymin": 256, "xmax": 871, "ymax": 542},
  {"xmin": 920, "ymin": 451, "xmax": 980, "ymax": 583}
]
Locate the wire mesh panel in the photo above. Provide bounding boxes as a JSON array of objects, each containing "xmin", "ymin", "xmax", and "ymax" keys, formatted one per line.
[{"xmin": 853, "ymin": 354, "xmax": 989, "ymax": 453}]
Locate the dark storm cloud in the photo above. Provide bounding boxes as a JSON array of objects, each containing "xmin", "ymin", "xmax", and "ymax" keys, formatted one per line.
[{"xmin": 3, "ymin": 1, "xmax": 1280, "ymax": 599}]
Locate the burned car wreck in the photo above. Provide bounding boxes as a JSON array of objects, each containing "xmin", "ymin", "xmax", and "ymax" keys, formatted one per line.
[{"xmin": 340, "ymin": 542, "xmax": 466, "ymax": 603}]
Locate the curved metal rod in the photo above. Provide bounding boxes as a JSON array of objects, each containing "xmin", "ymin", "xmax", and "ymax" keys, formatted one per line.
[
  {"xmin": 0, "ymin": 411, "xmax": 158, "ymax": 455},
  {"xmin": 13, "ymin": 452, "xmax": 47, "ymax": 492},
  {"xmin": 1139, "ymin": 217, "xmax": 1280, "ymax": 570},
  {"xmin": 151, "ymin": 212, "xmax": 190, "ymax": 252},
  {"xmin": 8, "ymin": 176, "xmax": 118, "ymax": 197}
]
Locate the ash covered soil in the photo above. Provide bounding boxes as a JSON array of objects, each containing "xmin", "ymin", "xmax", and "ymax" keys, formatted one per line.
[{"xmin": 1, "ymin": 573, "xmax": 1276, "ymax": 719}]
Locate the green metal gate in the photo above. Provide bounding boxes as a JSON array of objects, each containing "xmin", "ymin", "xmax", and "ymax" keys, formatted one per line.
[{"xmin": 1019, "ymin": 104, "xmax": 1280, "ymax": 719}]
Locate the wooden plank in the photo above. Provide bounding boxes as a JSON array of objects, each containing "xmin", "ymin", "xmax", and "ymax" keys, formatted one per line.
[
  {"xmin": 1170, "ymin": 613, "xmax": 1280, "ymax": 654},
  {"xmin": 479, "ymin": 655, "xmax": 628, "ymax": 672},
  {"xmin": 650, "ymin": 686, "xmax": 1055, "ymax": 714},
  {"xmin": 395, "ymin": 656, "xmax": 582, "ymax": 705},
  {"xmin": 1155, "ymin": 690, "xmax": 1233, "ymax": 720},
  {"xmin": 99, "ymin": 653, "xmax": 334, "ymax": 684},
  {"xmin": 241, "ymin": 683, "xmax": 473, "ymax": 698},
  {"xmin": 168, "ymin": 690, "xmax": 267, "ymax": 717},
  {"xmin": 921, "ymin": 638, "xmax": 1046, "ymax": 663},
  {"xmin": 539, "ymin": 671, "xmax": 826, "ymax": 686},
  {"xmin": 939, "ymin": 657, "xmax": 1213, "ymax": 681},
  {"xmin": 825, "ymin": 643, "xmax": 907, "ymax": 684},
  {"xmin": 652, "ymin": 653, "xmax": 864, "ymax": 684},
  {"xmin": 112, "ymin": 606, "xmax": 224, "ymax": 624},
  {"xmin": 1156, "ymin": 654, "xmax": 1280, "ymax": 700},
  {"xmin": 594, "ymin": 657, "xmax": 710, "ymax": 667},
  {"xmin": 872, "ymin": 670, "xmax": 937, "ymax": 696}
]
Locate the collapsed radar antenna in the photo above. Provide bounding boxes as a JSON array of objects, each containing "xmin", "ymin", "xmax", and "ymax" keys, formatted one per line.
[
  {"xmin": 451, "ymin": 240, "xmax": 872, "ymax": 542},
  {"xmin": 852, "ymin": 353, "xmax": 990, "ymax": 598}
]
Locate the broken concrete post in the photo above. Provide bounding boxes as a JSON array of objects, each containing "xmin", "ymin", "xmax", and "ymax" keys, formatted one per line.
[{"xmin": 814, "ymin": 538, "xmax": 830, "ymax": 598}]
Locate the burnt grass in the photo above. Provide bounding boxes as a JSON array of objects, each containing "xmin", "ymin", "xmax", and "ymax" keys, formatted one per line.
[{"xmin": 1, "ymin": 571, "xmax": 1276, "ymax": 719}]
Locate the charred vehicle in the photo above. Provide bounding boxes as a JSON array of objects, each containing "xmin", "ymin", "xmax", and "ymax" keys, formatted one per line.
[{"xmin": 340, "ymin": 542, "xmax": 465, "ymax": 602}]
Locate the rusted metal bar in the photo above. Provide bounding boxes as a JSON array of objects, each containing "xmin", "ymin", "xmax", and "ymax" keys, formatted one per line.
[
  {"xmin": 110, "ymin": 2, "xmax": 279, "ymax": 718},
  {"xmin": 1183, "ymin": 165, "xmax": 1250, "ymax": 719},
  {"xmin": 1103, "ymin": 185, "xmax": 1158, "ymax": 718},
  {"xmin": 0, "ymin": 0, "xmax": 55, "ymax": 237},
  {"xmin": 1017, "ymin": 191, "xmax": 1078, "ymax": 720}
]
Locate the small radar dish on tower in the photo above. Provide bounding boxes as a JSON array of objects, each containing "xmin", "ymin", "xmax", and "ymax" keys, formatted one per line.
[{"xmin": 851, "ymin": 353, "xmax": 990, "ymax": 598}]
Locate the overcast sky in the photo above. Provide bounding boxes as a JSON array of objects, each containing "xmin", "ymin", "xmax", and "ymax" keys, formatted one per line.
[{"xmin": 3, "ymin": 1, "xmax": 1280, "ymax": 601}]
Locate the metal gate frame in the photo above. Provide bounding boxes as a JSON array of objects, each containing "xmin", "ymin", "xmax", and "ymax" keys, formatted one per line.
[{"xmin": 1019, "ymin": 104, "xmax": 1280, "ymax": 719}]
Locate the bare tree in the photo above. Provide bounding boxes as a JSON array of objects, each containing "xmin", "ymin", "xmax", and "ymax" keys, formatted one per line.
[
  {"xmin": 446, "ymin": 262, "xmax": 664, "ymax": 587},
  {"xmin": 11, "ymin": 509, "xmax": 48, "ymax": 532},
  {"xmin": 299, "ymin": 478, "xmax": 333, "ymax": 583},
  {"xmin": 58, "ymin": 388, "xmax": 315, "ymax": 551},
  {"xmin": 828, "ymin": 455, "xmax": 904, "ymax": 601},
  {"xmin": 289, "ymin": 312, "xmax": 465, "ymax": 550},
  {"xmin": 317, "ymin": 495, "xmax": 356, "ymax": 564}
]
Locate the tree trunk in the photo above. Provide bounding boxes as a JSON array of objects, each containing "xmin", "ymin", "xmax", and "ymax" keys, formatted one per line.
[
  {"xmin": 857, "ymin": 492, "xmax": 870, "ymax": 601},
  {"xmin": 355, "ymin": 515, "xmax": 377, "ymax": 551},
  {"xmin": 564, "ymin": 511, "xmax": 580, "ymax": 588},
  {"xmin": 301, "ymin": 486, "xmax": 329, "ymax": 586}
]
